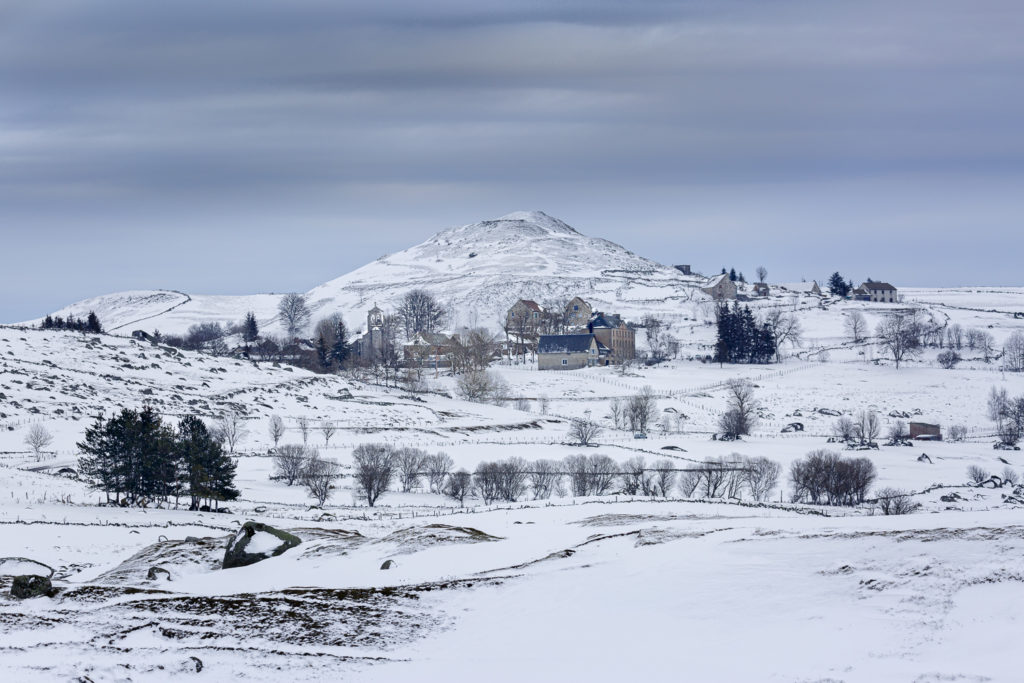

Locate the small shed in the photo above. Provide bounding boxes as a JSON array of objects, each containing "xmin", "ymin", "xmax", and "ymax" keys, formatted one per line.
[{"xmin": 909, "ymin": 422, "xmax": 942, "ymax": 441}]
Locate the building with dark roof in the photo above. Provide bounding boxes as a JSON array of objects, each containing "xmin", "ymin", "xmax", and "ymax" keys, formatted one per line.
[{"xmin": 538, "ymin": 333, "xmax": 606, "ymax": 370}]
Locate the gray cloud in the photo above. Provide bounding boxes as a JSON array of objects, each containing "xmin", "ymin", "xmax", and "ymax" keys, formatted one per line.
[{"xmin": 2, "ymin": 0, "xmax": 1023, "ymax": 320}]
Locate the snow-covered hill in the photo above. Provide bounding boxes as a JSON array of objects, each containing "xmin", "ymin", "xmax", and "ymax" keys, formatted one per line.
[{"xmin": 22, "ymin": 211, "xmax": 705, "ymax": 335}]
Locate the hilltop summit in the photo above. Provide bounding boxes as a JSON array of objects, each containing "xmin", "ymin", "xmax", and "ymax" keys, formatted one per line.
[{"xmin": 25, "ymin": 212, "xmax": 703, "ymax": 335}]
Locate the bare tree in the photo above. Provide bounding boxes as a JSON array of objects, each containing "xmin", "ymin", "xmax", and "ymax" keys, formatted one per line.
[
  {"xmin": 424, "ymin": 452, "xmax": 453, "ymax": 494},
  {"xmin": 886, "ymin": 420, "xmax": 909, "ymax": 444},
  {"xmin": 319, "ymin": 420, "xmax": 337, "ymax": 447},
  {"xmin": 273, "ymin": 445, "xmax": 309, "ymax": 485},
  {"xmin": 214, "ymin": 413, "xmax": 247, "ymax": 454},
  {"xmin": 790, "ymin": 450, "xmax": 876, "ymax": 505},
  {"xmin": 609, "ymin": 397, "xmax": 624, "ymax": 430},
  {"xmin": 443, "ymin": 469, "xmax": 472, "ymax": 506},
  {"xmin": 978, "ymin": 331, "xmax": 997, "ymax": 362},
  {"xmin": 875, "ymin": 488, "xmax": 921, "ymax": 515},
  {"xmin": 456, "ymin": 370, "xmax": 505, "ymax": 403},
  {"xmin": 268, "ymin": 415, "xmax": 286, "ymax": 449},
  {"xmin": 626, "ymin": 386, "xmax": 658, "ymax": 434},
  {"xmin": 742, "ymin": 456, "xmax": 781, "ymax": 502},
  {"xmin": 876, "ymin": 311, "xmax": 922, "ymax": 369},
  {"xmin": 278, "ymin": 292, "xmax": 311, "ymax": 338},
  {"xmin": 621, "ymin": 457, "xmax": 646, "ymax": 496},
  {"xmin": 529, "ymin": 459, "xmax": 561, "ymax": 500},
  {"xmin": 765, "ymin": 310, "xmax": 803, "ymax": 360},
  {"xmin": 719, "ymin": 379, "xmax": 758, "ymax": 439},
  {"xmin": 756, "ymin": 265, "xmax": 767, "ymax": 283},
  {"xmin": 937, "ymin": 350, "xmax": 961, "ymax": 369},
  {"xmin": 947, "ymin": 324, "xmax": 964, "ymax": 350},
  {"xmin": 24, "ymin": 424, "xmax": 53, "ymax": 460},
  {"xmin": 569, "ymin": 417, "xmax": 602, "ymax": 446},
  {"xmin": 1001, "ymin": 466, "xmax": 1019, "ymax": 487},
  {"xmin": 854, "ymin": 409, "xmax": 881, "ymax": 446},
  {"xmin": 538, "ymin": 395, "xmax": 550, "ymax": 415},
  {"xmin": 397, "ymin": 289, "xmax": 445, "ymax": 339},
  {"xmin": 352, "ymin": 443, "xmax": 396, "ymax": 507},
  {"xmin": 966, "ymin": 465, "xmax": 990, "ymax": 485},
  {"xmin": 844, "ymin": 311, "xmax": 867, "ymax": 344},
  {"xmin": 650, "ymin": 459, "xmax": 677, "ymax": 498},
  {"xmin": 563, "ymin": 454, "xmax": 617, "ymax": 496},
  {"xmin": 1003, "ymin": 331, "xmax": 1024, "ymax": 373},
  {"xmin": 495, "ymin": 457, "xmax": 530, "ymax": 502},
  {"xmin": 297, "ymin": 417, "xmax": 310, "ymax": 446},
  {"xmin": 473, "ymin": 461, "xmax": 501, "ymax": 504},
  {"xmin": 832, "ymin": 415, "xmax": 857, "ymax": 443},
  {"xmin": 303, "ymin": 452, "xmax": 342, "ymax": 506},
  {"xmin": 395, "ymin": 447, "xmax": 428, "ymax": 492},
  {"xmin": 948, "ymin": 424, "xmax": 968, "ymax": 442}
]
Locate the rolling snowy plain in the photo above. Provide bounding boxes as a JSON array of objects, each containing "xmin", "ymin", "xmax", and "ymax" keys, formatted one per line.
[{"xmin": 3, "ymin": 213, "xmax": 1024, "ymax": 681}]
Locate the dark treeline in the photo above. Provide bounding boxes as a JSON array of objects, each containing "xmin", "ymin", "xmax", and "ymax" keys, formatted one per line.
[
  {"xmin": 714, "ymin": 302, "xmax": 776, "ymax": 365},
  {"xmin": 41, "ymin": 311, "xmax": 102, "ymax": 334},
  {"xmin": 78, "ymin": 407, "xmax": 239, "ymax": 509}
]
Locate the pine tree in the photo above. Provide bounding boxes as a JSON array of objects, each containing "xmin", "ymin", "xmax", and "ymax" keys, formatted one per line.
[
  {"xmin": 330, "ymin": 318, "xmax": 350, "ymax": 367},
  {"xmin": 175, "ymin": 416, "xmax": 238, "ymax": 509},
  {"xmin": 828, "ymin": 272, "xmax": 850, "ymax": 297},
  {"xmin": 41, "ymin": 315, "xmax": 54, "ymax": 330},
  {"xmin": 729, "ymin": 268, "xmax": 738, "ymax": 282},
  {"xmin": 242, "ymin": 312, "xmax": 259, "ymax": 344},
  {"xmin": 316, "ymin": 334, "xmax": 331, "ymax": 370},
  {"xmin": 86, "ymin": 311, "xmax": 103, "ymax": 333}
]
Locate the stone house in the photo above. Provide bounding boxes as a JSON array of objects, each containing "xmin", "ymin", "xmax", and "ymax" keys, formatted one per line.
[
  {"xmin": 565, "ymin": 297, "xmax": 592, "ymax": 329},
  {"xmin": 857, "ymin": 281, "xmax": 898, "ymax": 303},
  {"xmin": 588, "ymin": 312, "xmax": 635, "ymax": 361},
  {"xmin": 753, "ymin": 282, "xmax": 770, "ymax": 297},
  {"xmin": 701, "ymin": 273, "xmax": 738, "ymax": 301},
  {"xmin": 505, "ymin": 299, "xmax": 543, "ymax": 332},
  {"xmin": 403, "ymin": 331, "xmax": 452, "ymax": 368},
  {"xmin": 538, "ymin": 334, "xmax": 607, "ymax": 370}
]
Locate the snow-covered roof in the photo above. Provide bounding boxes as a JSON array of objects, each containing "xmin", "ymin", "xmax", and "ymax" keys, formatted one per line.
[{"xmin": 538, "ymin": 334, "xmax": 597, "ymax": 354}]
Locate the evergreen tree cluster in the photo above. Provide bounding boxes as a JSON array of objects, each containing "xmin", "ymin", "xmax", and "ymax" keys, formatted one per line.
[
  {"xmin": 827, "ymin": 272, "xmax": 854, "ymax": 297},
  {"xmin": 315, "ymin": 317, "xmax": 351, "ymax": 371},
  {"xmin": 720, "ymin": 267, "xmax": 746, "ymax": 283},
  {"xmin": 714, "ymin": 303, "xmax": 776, "ymax": 364},
  {"xmin": 78, "ymin": 407, "xmax": 239, "ymax": 508},
  {"xmin": 41, "ymin": 311, "xmax": 102, "ymax": 334}
]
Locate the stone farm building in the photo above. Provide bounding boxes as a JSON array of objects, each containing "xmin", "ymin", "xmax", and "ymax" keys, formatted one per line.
[
  {"xmin": 538, "ymin": 334, "xmax": 607, "ymax": 370},
  {"xmin": 855, "ymin": 281, "xmax": 898, "ymax": 303},
  {"xmin": 910, "ymin": 422, "xmax": 942, "ymax": 440},
  {"xmin": 701, "ymin": 273, "xmax": 738, "ymax": 301},
  {"xmin": 566, "ymin": 297, "xmax": 593, "ymax": 329}
]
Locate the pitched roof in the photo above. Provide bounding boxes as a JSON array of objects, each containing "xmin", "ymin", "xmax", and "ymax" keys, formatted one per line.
[
  {"xmin": 516, "ymin": 299, "xmax": 543, "ymax": 312},
  {"xmin": 703, "ymin": 273, "xmax": 729, "ymax": 288},
  {"xmin": 589, "ymin": 312, "xmax": 623, "ymax": 329},
  {"xmin": 861, "ymin": 281, "xmax": 897, "ymax": 291},
  {"xmin": 538, "ymin": 334, "xmax": 597, "ymax": 354}
]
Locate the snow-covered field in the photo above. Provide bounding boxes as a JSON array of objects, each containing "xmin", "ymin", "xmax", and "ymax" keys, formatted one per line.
[{"xmin": 4, "ymin": 223, "xmax": 1024, "ymax": 680}]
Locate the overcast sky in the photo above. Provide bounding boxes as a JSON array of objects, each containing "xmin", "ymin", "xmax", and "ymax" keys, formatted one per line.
[{"xmin": 2, "ymin": 0, "xmax": 1023, "ymax": 322}]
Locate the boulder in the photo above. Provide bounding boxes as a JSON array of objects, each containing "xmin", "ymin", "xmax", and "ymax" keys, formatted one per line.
[
  {"xmin": 222, "ymin": 521, "xmax": 301, "ymax": 569},
  {"xmin": 147, "ymin": 566, "xmax": 171, "ymax": 581},
  {"xmin": 10, "ymin": 574, "xmax": 55, "ymax": 599},
  {"xmin": 380, "ymin": 559, "xmax": 397, "ymax": 570},
  {"xmin": 917, "ymin": 453, "xmax": 932, "ymax": 463}
]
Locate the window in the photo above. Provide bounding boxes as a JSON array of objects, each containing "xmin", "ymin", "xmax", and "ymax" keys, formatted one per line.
[
  {"xmin": 509, "ymin": 311, "xmax": 514, "ymax": 318},
  {"xmin": 573, "ymin": 305, "xmax": 579, "ymax": 311},
  {"xmin": 562, "ymin": 359, "xmax": 568, "ymax": 365},
  {"xmin": 532, "ymin": 312, "xmax": 538, "ymax": 318}
]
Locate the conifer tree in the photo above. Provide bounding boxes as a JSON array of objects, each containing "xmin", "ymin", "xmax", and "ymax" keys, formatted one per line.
[
  {"xmin": 242, "ymin": 312, "xmax": 259, "ymax": 344},
  {"xmin": 330, "ymin": 318, "xmax": 350, "ymax": 367},
  {"xmin": 86, "ymin": 311, "xmax": 102, "ymax": 333}
]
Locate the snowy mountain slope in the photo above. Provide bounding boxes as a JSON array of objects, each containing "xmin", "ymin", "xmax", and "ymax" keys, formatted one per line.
[{"xmin": 21, "ymin": 211, "xmax": 705, "ymax": 335}]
